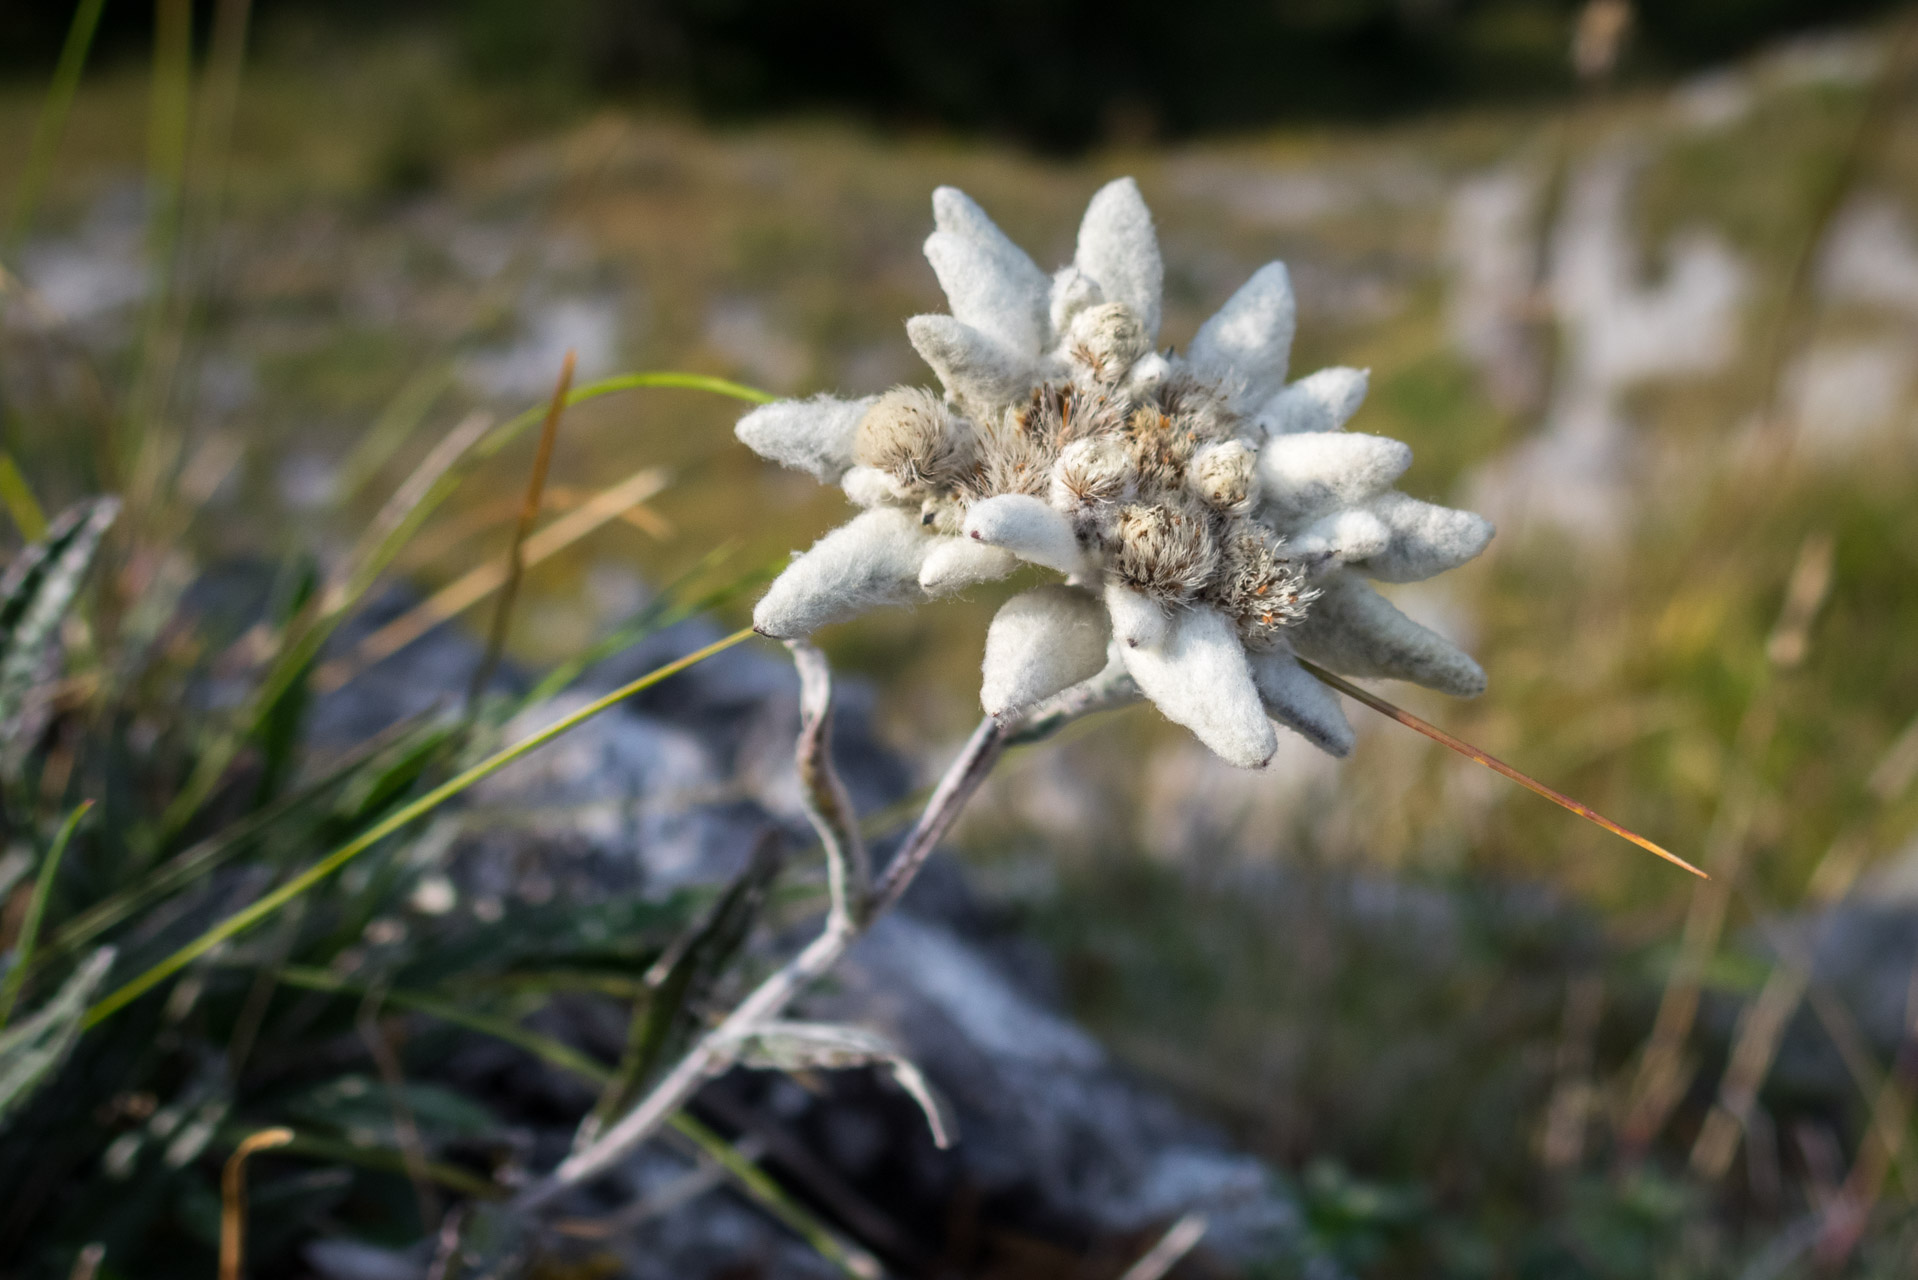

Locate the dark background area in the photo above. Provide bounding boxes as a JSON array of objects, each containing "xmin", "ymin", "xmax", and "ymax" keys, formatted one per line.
[{"xmin": 5, "ymin": 0, "xmax": 1907, "ymax": 149}]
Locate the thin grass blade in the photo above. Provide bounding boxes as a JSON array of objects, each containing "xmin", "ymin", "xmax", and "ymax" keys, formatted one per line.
[
  {"xmin": 468, "ymin": 350, "xmax": 575, "ymax": 712},
  {"xmin": 0, "ymin": 801, "xmax": 93, "ymax": 1030},
  {"xmin": 85, "ymin": 627, "xmax": 757, "ymax": 1028}
]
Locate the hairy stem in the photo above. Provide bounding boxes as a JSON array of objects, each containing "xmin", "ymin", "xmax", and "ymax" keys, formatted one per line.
[{"xmin": 515, "ymin": 710, "xmax": 1010, "ymax": 1211}]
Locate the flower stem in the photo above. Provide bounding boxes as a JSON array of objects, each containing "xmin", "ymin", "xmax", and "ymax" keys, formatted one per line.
[{"xmin": 515, "ymin": 711, "xmax": 1008, "ymax": 1211}]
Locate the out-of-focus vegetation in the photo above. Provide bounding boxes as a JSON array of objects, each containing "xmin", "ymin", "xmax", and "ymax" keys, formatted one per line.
[
  {"xmin": 3, "ymin": 0, "xmax": 1910, "ymax": 149},
  {"xmin": 3, "ymin": 1, "xmax": 1918, "ymax": 1277}
]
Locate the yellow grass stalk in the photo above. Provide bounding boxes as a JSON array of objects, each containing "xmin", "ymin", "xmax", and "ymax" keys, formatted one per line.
[
  {"xmin": 219, "ymin": 1127, "xmax": 293, "ymax": 1280},
  {"xmin": 313, "ymin": 463, "xmax": 669, "ymax": 694}
]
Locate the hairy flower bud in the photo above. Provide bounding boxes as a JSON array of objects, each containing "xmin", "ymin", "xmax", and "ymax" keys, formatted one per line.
[
  {"xmin": 1189, "ymin": 440, "xmax": 1260, "ymax": 514},
  {"xmin": 1067, "ymin": 302, "xmax": 1151, "ymax": 385},
  {"xmin": 854, "ymin": 386, "xmax": 975, "ymax": 490},
  {"xmin": 1113, "ymin": 501, "xmax": 1217, "ymax": 603},
  {"xmin": 1050, "ymin": 436, "xmax": 1132, "ymax": 514}
]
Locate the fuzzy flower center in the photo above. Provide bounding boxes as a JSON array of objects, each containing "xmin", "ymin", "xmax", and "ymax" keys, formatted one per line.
[{"xmin": 852, "ymin": 304, "xmax": 1313, "ymax": 649}]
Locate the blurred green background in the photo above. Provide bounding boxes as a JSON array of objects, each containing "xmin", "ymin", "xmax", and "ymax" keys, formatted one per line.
[{"xmin": 5, "ymin": 0, "xmax": 1918, "ymax": 1275}]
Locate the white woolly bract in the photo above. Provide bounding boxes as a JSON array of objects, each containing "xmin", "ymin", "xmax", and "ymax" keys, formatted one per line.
[
  {"xmin": 754, "ymin": 507, "xmax": 934, "ymax": 638},
  {"xmin": 1287, "ymin": 574, "xmax": 1486, "ymax": 697},
  {"xmin": 919, "ymin": 537, "xmax": 1020, "ymax": 595},
  {"xmin": 1247, "ymin": 646, "xmax": 1355, "ymax": 757},
  {"xmin": 1291, "ymin": 506, "xmax": 1391, "ymax": 566},
  {"xmin": 736, "ymin": 177, "xmax": 1500, "ymax": 759},
  {"xmin": 1356, "ymin": 492, "xmax": 1496, "ymax": 584},
  {"xmin": 842, "ymin": 465, "xmax": 910, "ymax": 509},
  {"xmin": 1074, "ymin": 178, "xmax": 1163, "ymax": 341},
  {"xmin": 1187, "ymin": 262, "xmax": 1296, "ymax": 408},
  {"xmin": 1048, "ymin": 266, "xmax": 1105, "ymax": 336},
  {"xmin": 961, "ymin": 493, "xmax": 1089, "ymax": 575},
  {"xmin": 1258, "ymin": 367, "xmax": 1370, "ymax": 436},
  {"xmin": 1258, "ymin": 431, "xmax": 1412, "ymax": 524},
  {"xmin": 906, "ymin": 315, "xmax": 1040, "ymax": 415},
  {"xmin": 980, "ymin": 585, "xmax": 1111, "ymax": 715},
  {"xmin": 924, "ymin": 228, "xmax": 1050, "ymax": 358},
  {"xmin": 1119, "ymin": 606, "xmax": 1277, "ymax": 768},
  {"xmin": 1104, "ymin": 581, "xmax": 1168, "ymax": 650},
  {"xmin": 735, "ymin": 394, "xmax": 875, "ymax": 483}
]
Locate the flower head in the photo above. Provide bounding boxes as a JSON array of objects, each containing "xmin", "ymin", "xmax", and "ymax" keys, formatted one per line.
[{"xmin": 737, "ymin": 179, "xmax": 1493, "ymax": 767}]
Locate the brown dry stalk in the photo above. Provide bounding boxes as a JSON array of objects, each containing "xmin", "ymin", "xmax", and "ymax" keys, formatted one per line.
[
  {"xmin": 313, "ymin": 463, "xmax": 668, "ymax": 693},
  {"xmin": 398, "ymin": 486, "xmax": 669, "ymax": 571},
  {"xmin": 469, "ymin": 351, "xmax": 576, "ymax": 708},
  {"xmin": 219, "ymin": 1127, "xmax": 293, "ymax": 1280},
  {"xmin": 1296, "ymin": 659, "xmax": 1703, "ymax": 878}
]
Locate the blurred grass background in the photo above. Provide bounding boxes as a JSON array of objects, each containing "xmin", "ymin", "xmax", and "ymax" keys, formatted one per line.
[{"xmin": 4, "ymin": 0, "xmax": 1918, "ymax": 1275}]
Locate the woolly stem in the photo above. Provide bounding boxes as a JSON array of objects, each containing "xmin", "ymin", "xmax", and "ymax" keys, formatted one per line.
[{"xmin": 515, "ymin": 710, "xmax": 1010, "ymax": 1211}]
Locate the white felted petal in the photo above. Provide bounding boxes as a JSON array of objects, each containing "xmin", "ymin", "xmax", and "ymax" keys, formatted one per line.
[
  {"xmin": 1257, "ymin": 431, "xmax": 1413, "ymax": 525},
  {"xmin": 1119, "ymin": 606, "xmax": 1277, "ymax": 768},
  {"xmin": 1288, "ymin": 574, "xmax": 1485, "ymax": 697},
  {"xmin": 1292, "ymin": 507, "xmax": 1391, "ymax": 565},
  {"xmin": 980, "ymin": 585, "xmax": 1111, "ymax": 715},
  {"xmin": 919, "ymin": 537, "xmax": 1020, "ymax": 595},
  {"xmin": 1246, "ymin": 646, "xmax": 1354, "ymax": 757},
  {"xmin": 1049, "ymin": 266, "xmax": 1105, "ymax": 338},
  {"xmin": 906, "ymin": 315, "xmax": 1041, "ymax": 413},
  {"xmin": 961, "ymin": 493, "xmax": 1089, "ymax": 575},
  {"xmin": 926, "ymin": 190, "xmax": 1051, "ymax": 356},
  {"xmin": 841, "ymin": 465, "xmax": 911, "ymax": 509},
  {"xmin": 735, "ymin": 395, "xmax": 876, "ymax": 483},
  {"xmin": 1258, "ymin": 367, "xmax": 1370, "ymax": 437},
  {"xmin": 1355, "ymin": 492, "xmax": 1495, "ymax": 583},
  {"xmin": 1104, "ymin": 580, "xmax": 1168, "ymax": 650},
  {"xmin": 753, "ymin": 508, "xmax": 934, "ymax": 638},
  {"xmin": 1187, "ymin": 262, "xmax": 1296, "ymax": 408},
  {"xmin": 1074, "ymin": 177, "xmax": 1163, "ymax": 341}
]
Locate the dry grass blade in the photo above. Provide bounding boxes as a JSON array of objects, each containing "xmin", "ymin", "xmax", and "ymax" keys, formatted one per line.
[
  {"xmin": 314, "ymin": 463, "xmax": 669, "ymax": 693},
  {"xmin": 1119, "ymin": 1212, "xmax": 1208, "ymax": 1280},
  {"xmin": 1297, "ymin": 659, "xmax": 1704, "ymax": 879},
  {"xmin": 219, "ymin": 1127, "xmax": 293, "ymax": 1280},
  {"xmin": 468, "ymin": 350, "xmax": 575, "ymax": 710}
]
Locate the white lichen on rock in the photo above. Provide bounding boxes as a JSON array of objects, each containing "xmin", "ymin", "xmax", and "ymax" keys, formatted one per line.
[{"xmin": 736, "ymin": 178, "xmax": 1495, "ymax": 767}]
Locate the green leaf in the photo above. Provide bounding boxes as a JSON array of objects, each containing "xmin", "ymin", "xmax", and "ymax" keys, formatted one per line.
[
  {"xmin": 0, "ymin": 496, "xmax": 119, "ymax": 747},
  {"xmin": 0, "ymin": 947, "xmax": 113, "ymax": 1127},
  {"xmin": 0, "ymin": 800, "xmax": 92, "ymax": 1030}
]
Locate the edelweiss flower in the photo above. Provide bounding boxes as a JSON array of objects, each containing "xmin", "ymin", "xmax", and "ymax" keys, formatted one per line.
[{"xmin": 737, "ymin": 179, "xmax": 1493, "ymax": 768}]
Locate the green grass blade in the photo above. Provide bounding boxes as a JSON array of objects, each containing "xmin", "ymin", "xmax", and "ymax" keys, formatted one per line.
[
  {"xmin": 84, "ymin": 627, "xmax": 758, "ymax": 1028},
  {"xmin": 0, "ymin": 452, "xmax": 48, "ymax": 542},
  {"xmin": 0, "ymin": 496, "xmax": 119, "ymax": 738},
  {"xmin": 2, "ymin": 0, "xmax": 110, "ymax": 253},
  {"xmin": 269, "ymin": 966, "xmax": 877, "ymax": 1278},
  {"xmin": 274, "ymin": 965, "xmax": 613, "ymax": 1084},
  {"xmin": 0, "ymin": 947, "xmax": 112, "ymax": 1125},
  {"xmin": 0, "ymin": 801, "xmax": 93, "ymax": 1030},
  {"xmin": 158, "ymin": 372, "xmax": 770, "ymax": 841},
  {"xmin": 43, "ymin": 714, "xmax": 432, "ymax": 962},
  {"xmin": 331, "ymin": 367, "xmax": 454, "ymax": 509},
  {"xmin": 520, "ymin": 544, "xmax": 771, "ymax": 709}
]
